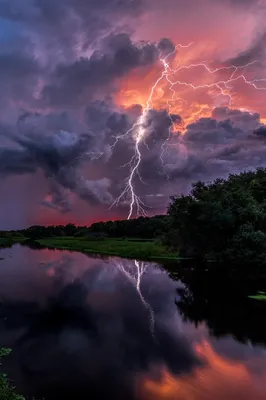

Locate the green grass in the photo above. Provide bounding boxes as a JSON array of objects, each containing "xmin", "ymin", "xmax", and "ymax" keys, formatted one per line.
[
  {"xmin": 0, "ymin": 237, "xmax": 25, "ymax": 248},
  {"xmin": 248, "ymin": 291, "xmax": 266, "ymax": 301},
  {"xmin": 37, "ymin": 237, "xmax": 178, "ymax": 260},
  {"xmin": 0, "ymin": 349, "xmax": 24, "ymax": 400}
]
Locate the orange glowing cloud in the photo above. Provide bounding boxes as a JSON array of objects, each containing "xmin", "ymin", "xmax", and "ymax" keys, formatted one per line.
[
  {"xmin": 141, "ymin": 340, "xmax": 266, "ymax": 400},
  {"xmin": 116, "ymin": 42, "xmax": 266, "ymax": 132}
]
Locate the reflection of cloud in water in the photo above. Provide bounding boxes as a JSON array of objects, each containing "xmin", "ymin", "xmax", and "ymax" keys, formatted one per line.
[
  {"xmin": 142, "ymin": 339, "xmax": 266, "ymax": 400},
  {"xmin": 0, "ymin": 246, "xmax": 200, "ymax": 400},
  {"xmin": 2, "ymin": 246, "xmax": 266, "ymax": 400}
]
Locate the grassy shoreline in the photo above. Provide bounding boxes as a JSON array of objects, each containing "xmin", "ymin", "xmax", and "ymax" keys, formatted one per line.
[
  {"xmin": 36, "ymin": 237, "xmax": 178, "ymax": 260},
  {"xmin": 0, "ymin": 237, "xmax": 25, "ymax": 247}
]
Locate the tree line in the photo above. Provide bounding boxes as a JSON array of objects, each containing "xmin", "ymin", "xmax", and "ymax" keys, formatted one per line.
[
  {"xmin": 2, "ymin": 167, "xmax": 266, "ymax": 266},
  {"xmin": 0, "ymin": 215, "xmax": 170, "ymax": 241}
]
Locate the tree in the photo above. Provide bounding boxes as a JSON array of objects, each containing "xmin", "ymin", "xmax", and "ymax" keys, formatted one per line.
[{"xmin": 167, "ymin": 168, "xmax": 266, "ymax": 266}]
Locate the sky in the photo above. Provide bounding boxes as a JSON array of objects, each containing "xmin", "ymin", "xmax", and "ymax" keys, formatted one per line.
[{"xmin": 1, "ymin": 0, "xmax": 266, "ymax": 229}]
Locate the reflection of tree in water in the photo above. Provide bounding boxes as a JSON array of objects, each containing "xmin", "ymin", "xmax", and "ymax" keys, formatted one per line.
[{"xmin": 175, "ymin": 265, "xmax": 266, "ymax": 346}]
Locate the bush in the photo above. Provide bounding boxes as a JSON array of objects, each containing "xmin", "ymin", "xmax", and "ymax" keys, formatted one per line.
[{"xmin": 0, "ymin": 349, "xmax": 24, "ymax": 400}]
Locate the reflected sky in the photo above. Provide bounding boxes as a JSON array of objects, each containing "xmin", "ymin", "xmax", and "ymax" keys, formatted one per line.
[{"xmin": 0, "ymin": 245, "xmax": 266, "ymax": 400}]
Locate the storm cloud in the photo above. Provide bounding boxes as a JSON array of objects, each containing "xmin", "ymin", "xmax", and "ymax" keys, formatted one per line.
[
  {"xmin": 163, "ymin": 108, "xmax": 266, "ymax": 185},
  {"xmin": 0, "ymin": 0, "xmax": 266, "ymax": 227},
  {"xmin": 0, "ymin": 123, "xmax": 113, "ymax": 207},
  {"xmin": 41, "ymin": 33, "xmax": 161, "ymax": 107}
]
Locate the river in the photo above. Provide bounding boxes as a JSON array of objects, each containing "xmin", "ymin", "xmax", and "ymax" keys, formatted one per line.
[{"xmin": 0, "ymin": 244, "xmax": 266, "ymax": 400}]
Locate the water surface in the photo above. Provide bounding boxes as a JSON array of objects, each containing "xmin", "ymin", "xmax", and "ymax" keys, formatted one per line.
[{"xmin": 0, "ymin": 244, "xmax": 266, "ymax": 400}]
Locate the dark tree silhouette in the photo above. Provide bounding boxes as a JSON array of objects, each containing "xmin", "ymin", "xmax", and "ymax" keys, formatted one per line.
[{"xmin": 167, "ymin": 168, "xmax": 266, "ymax": 265}]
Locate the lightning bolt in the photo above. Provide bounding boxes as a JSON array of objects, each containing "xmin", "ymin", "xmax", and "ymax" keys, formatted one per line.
[
  {"xmin": 109, "ymin": 42, "xmax": 266, "ymax": 219},
  {"xmin": 115, "ymin": 259, "xmax": 156, "ymax": 339}
]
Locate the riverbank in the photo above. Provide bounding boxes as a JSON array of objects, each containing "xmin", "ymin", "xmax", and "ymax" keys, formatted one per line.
[
  {"xmin": 0, "ymin": 237, "xmax": 25, "ymax": 247},
  {"xmin": 37, "ymin": 237, "xmax": 177, "ymax": 260}
]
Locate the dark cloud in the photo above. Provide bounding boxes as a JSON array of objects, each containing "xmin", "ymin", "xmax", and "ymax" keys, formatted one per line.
[
  {"xmin": 0, "ymin": 0, "xmax": 144, "ymax": 59},
  {"xmin": 144, "ymin": 109, "xmax": 182, "ymax": 141},
  {"xmin": 212, "ymin": 107, "xmax": 260, "ymax": 125},
  {"xmin": 0, "ymin": 102, "xmax": 137, "ymax": 218},
  {"xmin": 137, "ymin": 110, "xmax": 182, "ymax": 181},
  {"xmin": 41, "ymin": 33, "xmax": 161, "ymax": 106},
  {"xmin": 253, "ymin": 125, "xmax": 266, "ymax": 138},
  {"xmin": 0, "ymin": 53, "xmax": 41, "ymax": 109},
  {"xmin": 84, "ymin": 99, "xmax": 135, "ymax": 147},
  {"xmin": 0, "ymin": 53, "xmax": 39, "ymax": 79},
  {"xmin": 163, "ymin": 108, "xmax": 266, "ymax": 185},
  {"xmin": 225, "ymin": 32, "xmax": 266, "ymax": 66},
  {"xmin": 0, "ymin": 120, "xmax": 113, "ymax": 207},
  {"xmin": 0, "ymin": 0, "xmax": 151, "ymax": 113},
  {"xmin": 184, "ymin": 118, "xmax": 241, "ymax": 144},
  {"xmin": 157, "ymin": 37, "xmax": 176, "ymax": 57},
  {"xmin": 216, "ymin": 0, "xmax": 259, "ymax": 5},
  {"xmin": 16, "ymin": 111, "xmax": 83, "ymax": 135},
  {"xmin": 41, "ymin": 185, "xmax": 73, "ymax": 214}
]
